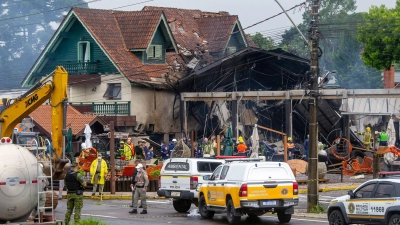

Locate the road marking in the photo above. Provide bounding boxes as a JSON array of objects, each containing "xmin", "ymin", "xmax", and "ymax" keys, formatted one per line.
[
  {"xmin": 262, "ymin": 215, "xmax": 328, "ymax": 223},
  {"xmin": 147, "ymin": 200, "xmax": 170, "ymax": 204},
  {"xmin": 80, "ymin": 214, "xmax": 118, "ymax": 219}
]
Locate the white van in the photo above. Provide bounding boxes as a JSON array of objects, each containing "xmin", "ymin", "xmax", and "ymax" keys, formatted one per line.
[{"xmin": 157, "ymin": 158, "xmax": 225, "ymax": 213}]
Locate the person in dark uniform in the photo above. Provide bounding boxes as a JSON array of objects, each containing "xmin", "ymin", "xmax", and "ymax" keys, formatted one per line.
[{"xmin": 64, "ymin": 162, "xmax": 87, "ymax": 225}]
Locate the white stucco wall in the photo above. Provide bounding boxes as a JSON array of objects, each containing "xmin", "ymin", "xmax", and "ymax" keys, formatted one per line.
[{"xmin": 68, "ymin": 74, "xmax": 197, "ymax": 135}]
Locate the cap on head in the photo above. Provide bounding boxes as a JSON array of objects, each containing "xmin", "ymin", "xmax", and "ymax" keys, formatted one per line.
[
  {"xmin": 120, "ymin": 140, "xmax": 124, "ymax": 144},
  {"xmin": 136, "ymin": 163, "xmax": 143, "ymax": 169},
  {"xmin": 172, "ymin": 138, "xmax": 177, "ymax": 142}
]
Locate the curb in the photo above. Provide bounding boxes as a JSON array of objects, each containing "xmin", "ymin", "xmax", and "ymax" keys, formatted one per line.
[
  {"xmin": 298, "ymin": 185, "xmax": 357, "ymax": 194},
  {"xmin": 293, "ymin": 213, "xmax": 327, "ymax": 219},
  {"xmin": 62, "ymin": 195, "xmax": 165, "ymax": 200}
]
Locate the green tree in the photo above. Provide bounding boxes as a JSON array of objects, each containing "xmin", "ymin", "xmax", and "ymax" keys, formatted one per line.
[
  {"xmin": 0, "ymin": 0, "xmax": 88, "ymax": 89},
  {"xmin": 279, "ymin": 0, "xmax": 382, "ymax": 89},
  {"xmin": 358, "ymin": 3, "xmax": 400, "ymax": 70},
  {"xmin": 248, "ymin": 32, "xmax": 276, "ymax": 50}
]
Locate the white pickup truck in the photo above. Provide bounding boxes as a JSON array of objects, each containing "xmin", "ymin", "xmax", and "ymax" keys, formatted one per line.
[{"xmin": 157, "ymin": 158, "xmax": 224, "ymax": 212}]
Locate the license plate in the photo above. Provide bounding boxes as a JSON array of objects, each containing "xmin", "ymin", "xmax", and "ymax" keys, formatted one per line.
[
  {"xmin": 263, "ymin": 200, "xmax": 277, "ymax": 206},
  {"xmin": 171, "ymin": 192, "xmax": 180, "ymax": 197}
]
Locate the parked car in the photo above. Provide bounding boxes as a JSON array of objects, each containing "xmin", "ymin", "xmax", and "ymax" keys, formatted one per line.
[
  {"xmin": 198, "ymin": 159, "xmax": 298, "ymax": 224},
  {"xmin": 327, "ymin": 171, "xmax": 400, "ymax": 225},
  {"xmin": 157, "ymin": 158, "xmax": 224, "ymax": 213}
]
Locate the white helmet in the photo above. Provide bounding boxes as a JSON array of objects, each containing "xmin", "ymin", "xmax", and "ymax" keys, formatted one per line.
[{"xmin": 81, "ymin": 143, "xmax": 86, "ymax": 149}]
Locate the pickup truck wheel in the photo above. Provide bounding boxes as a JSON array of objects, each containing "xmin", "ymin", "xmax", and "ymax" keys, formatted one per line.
[
  {"xmin": 277, "ymin": 211, "xmax": 291, "ymax": 223},
  {"xmin": 227, "ymin": 199, "xmax": 241, "ymax": 225},
  {"xmin": 172, "ymin": 199, "xmax": 191, "ymax": 213},
  {"xmin": 328, "ymin": 209, "xmax": 347, "ymax": 225},
  {"xmin": 388, "ymin": 214, "xmax": 400, "ymax": 225},
  {"xmin": 199, "ymin": 195, "xmax": 214, "ymax": 219}
]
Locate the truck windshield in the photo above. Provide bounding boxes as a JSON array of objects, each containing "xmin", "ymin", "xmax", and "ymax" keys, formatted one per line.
[{"xmin": 18, "ymin": 136, "xmax": 39, "ymax": 146}]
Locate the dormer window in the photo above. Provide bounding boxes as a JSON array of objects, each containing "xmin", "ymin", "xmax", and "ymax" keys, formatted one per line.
[
  {"xmin": 147, "ymin": 45, "xmax": 163, "ymax": 59},
  {"xmin": 78, "ymin": 41, "xmax": 91, "ymax": 61}
]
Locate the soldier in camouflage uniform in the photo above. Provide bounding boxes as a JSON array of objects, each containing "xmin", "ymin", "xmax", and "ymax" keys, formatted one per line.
[{"xmin": 64, "ymin": 161, "xmax": 87, "ymax": 225}]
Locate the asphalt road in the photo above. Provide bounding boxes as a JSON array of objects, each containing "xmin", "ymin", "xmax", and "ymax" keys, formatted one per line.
[{"xmin": 53, "ymin": 195, "xmax": 332, "ymax": 225}]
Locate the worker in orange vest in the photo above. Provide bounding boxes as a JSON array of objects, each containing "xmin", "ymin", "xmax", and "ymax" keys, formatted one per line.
[
  {"xmin": 237, "ymin": 136, "xmax": 247, "ymax": 157},
  {"xmin": 287, "ymin": 137, "xmax": 295, "ymax": 160}
]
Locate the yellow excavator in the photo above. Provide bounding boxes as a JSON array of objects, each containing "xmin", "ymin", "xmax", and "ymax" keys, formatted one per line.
[{"xmin": 0, "ymin": 66, "xmax": 70, "ymax": 180}]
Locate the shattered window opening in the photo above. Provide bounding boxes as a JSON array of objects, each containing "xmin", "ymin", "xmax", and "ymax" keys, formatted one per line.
[{"xmin": 103, "ymin": 83, "xmax": 121, "ymax": 100}]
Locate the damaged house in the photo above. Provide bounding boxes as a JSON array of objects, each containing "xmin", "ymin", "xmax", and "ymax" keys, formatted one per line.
[{"xmin": 21, "ymin": 6, "xmax": 255, "ymax": 143}]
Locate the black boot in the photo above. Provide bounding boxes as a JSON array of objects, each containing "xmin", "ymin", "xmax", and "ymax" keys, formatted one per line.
[
  {"xmin": 139, "ymin": 205, "xmax": 143, "ymax": 208},
  {"xmin": 140, "ymin": 210, "xmax": 147, "ymax": 214},
  {"xmin": 129, "ymin": 209, "xmax": 137, "ymax": 214},
  {"xmin": 130, "ymin": 204, "xmax": 133, "ymax": 207}
]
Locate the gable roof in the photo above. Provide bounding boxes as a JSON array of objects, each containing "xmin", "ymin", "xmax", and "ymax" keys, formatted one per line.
[
  {"xmin": 114, "ymin": 10, "xmax": 163, "ymax": 50},
  {"xmin": 23, "ymin": 6, "xmax": 249, "ymax": 87},
  {"xmin": 29, "ymin": 105, "xmax": 106, "ymax": 137}
]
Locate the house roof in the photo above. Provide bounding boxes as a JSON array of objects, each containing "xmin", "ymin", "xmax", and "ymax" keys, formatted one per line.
[
  {"xmin": 114, "ymin": 10, "xmax": 163, "ymax": 50},
  {"xmin": 29, "ymin": 105, "xmax": 106, "ymax": 137},
  {"xmin": 23, "ymin": 6, "xmax": 249, "ymax": 87},
  {"xmin": 143, "ymin": 6, "xmax": 246, "ymax": 54}
]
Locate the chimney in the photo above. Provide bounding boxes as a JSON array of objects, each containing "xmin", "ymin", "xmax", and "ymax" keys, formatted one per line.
[{"xmin": 383, "ymin": 65, "xmax": 395, "ymax": 89}]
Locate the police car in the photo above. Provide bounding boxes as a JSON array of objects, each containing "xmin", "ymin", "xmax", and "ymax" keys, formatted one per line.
[{"xmin": 327, "ymin": 172, "xmax": 400, "ymax": 225}]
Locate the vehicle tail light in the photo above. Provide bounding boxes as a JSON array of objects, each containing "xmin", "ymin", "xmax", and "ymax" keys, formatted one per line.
[
  {"xmin": 158, "ymin": 176, "xmax": 161, "ymax": 189},
  {"xmin": 190, "ymin": 176, "xmax": 198, "ymax": 190},
  {"xmin": 6, "ymin": 138, "xmax": 11, "ymax": 143},
  {"xmin": 239, "ymin": 183, "xmax": 248, "ymax": 197},
  {"xmin": 0, "ymin": 138, "xmax": 5, "ymax": 143},
  {"xmin": 293, "ymin": 182, "xmax": 298, "ymax": 195}
]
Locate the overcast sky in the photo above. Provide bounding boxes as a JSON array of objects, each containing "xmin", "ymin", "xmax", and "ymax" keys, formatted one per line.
[{"xmin": 88, "ymin": 0, "xmax": 396, "ymax": 36}]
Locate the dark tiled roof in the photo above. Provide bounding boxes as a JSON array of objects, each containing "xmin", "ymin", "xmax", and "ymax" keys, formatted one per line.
[
  {"xmin": 114, "ymin": 11, "xmax": 161, "ymax": 49},
  {"xmin": 197, "ymin": 16, "xmax": 238, "ymax": 53},
  {"xmin": 68, "ymin": 74, "xmax": 101, "ymax": 85}
]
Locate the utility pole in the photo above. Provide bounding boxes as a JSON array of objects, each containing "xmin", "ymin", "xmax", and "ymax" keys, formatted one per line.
[{"xmin": 307, "ymin": 0, "xmax": 320, "ymax": 213}]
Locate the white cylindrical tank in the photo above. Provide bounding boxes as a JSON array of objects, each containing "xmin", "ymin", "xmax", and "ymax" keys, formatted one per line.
[{"xmin": 0, "ymin": 143, "xmax": 44, "ymax": 223}]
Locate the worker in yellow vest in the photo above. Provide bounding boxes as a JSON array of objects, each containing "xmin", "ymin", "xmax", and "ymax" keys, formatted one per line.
[
  {"xmin": 287, "ymin": 137, "xmax": 295, "ymax": 160},
  {"xmin": 356, "ymin": 127, "xmax": 373, "ymax": 150}
]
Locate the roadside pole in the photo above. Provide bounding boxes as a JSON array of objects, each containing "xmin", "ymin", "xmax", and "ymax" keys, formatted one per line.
[
  {"xmin": 307, "ymin": 0, "xmax": 320, "ymax": 212},
  {"xmin": 110, "ymin": 121, "xmax": 115, "ymax": 194}
]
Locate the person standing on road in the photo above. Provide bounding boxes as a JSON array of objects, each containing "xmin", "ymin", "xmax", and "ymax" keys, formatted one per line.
[
  {"xmin": 356, "ymin": 127, "xmax": 373, "ymax": 150},
  {"xmin": 377, "ymin": 131, "xmax": 389, "ymax": 147},
  {"xmin": 64, "ymin": 162, "xmax": 87, "ymax": 225},
  {"xmin": 236, "ymin": 136, "xmax": 247, "ymax": 157},
  {"xmin": 304, "ymin": 135, "xmax": 309, "ymax": 160},
  {"xmin": 129, "ymin": 159, "xmax": 143, "ymax": 208},
  {"xmin": 126, "ymin": 138, "xmax": 135, "ymax": 160},
  {"xmin": 90, "ymin": 154, "xmax": 108, "ymax": 196},
  {"xmin": 129, "ymin": 163, "xmax": 149, "ymax": 214}
]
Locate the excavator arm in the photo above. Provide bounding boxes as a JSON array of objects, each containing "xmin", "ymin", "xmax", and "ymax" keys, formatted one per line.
[{"xmin": 0, "ymin": 66, "xmax": 69, "ymax": 180}]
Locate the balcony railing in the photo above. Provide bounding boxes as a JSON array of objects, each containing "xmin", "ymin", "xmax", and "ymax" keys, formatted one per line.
[
  {"xmin": 58, "ymin": 60, "xmax": 99, "ymax": 74},
  {"xmin": 70, "ymin": 101, "xmax": 130, "ymax": 115}
]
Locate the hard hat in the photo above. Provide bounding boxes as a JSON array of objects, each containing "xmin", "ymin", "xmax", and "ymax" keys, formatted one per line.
[
  {"xmin": 366, "ymin": 127, "xmax": 371, "ymax": 131},
  {"xmin": 81, "ymin": 143, "xmax": 86, "ymax": 149},
  {"xmin": 120, "ymin": 140, "xmax": 124, "ymax": 144},
  {"xmin": 238, "ymin": 136, "xmax": 244, "ymax": 143},
  {"xmin": 172, "ymin": 138, "xmax": 177, "ymax": 142},
  {"xmin": 288, "ymin": 137, "xmax": 292, "ymax": 141}
]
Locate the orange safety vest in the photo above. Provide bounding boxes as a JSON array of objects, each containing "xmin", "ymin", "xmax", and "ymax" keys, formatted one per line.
[
  {"xmin": 287, "ymin": 143, "xmax": 295, "ymax": 149},
  {"xmin": 237, "ymin": 143, "xmax": 247, "ymax": 153}
]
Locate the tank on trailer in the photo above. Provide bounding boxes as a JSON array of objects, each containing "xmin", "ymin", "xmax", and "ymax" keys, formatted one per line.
[{"xmin": 0, "ymin": 142, "xmax": 44, "ymax": 223}]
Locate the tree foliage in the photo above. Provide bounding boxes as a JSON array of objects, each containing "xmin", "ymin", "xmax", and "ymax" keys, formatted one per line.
[
  {"xmin": 358, "ymin": 3, "xmax": 400, "ymax": 70},
  {"xmin": 248, "ymin": 32, "xmax": 276, "ymax": 50},
  {"xmin": 278, "ymin": 0, "xmax": 382, "ymax": 89},
  {"xmin": 0, "ymin": 0, "xmax": 88, "ymax": 89}
]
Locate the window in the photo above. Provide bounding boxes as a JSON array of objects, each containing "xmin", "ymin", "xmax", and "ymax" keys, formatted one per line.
[
  {"xmin": 248, "ymin": 167, "xmax": 290, "ymax": 181},
  {"xmin": 220, "ymin": 166, "xmax": 230, "ymax": 180},
  {"xmin": 210, "ymin": 166, "xmax": 223, "ymax": 180},
  {"xmin": 374, "ymin": 183, "xmax": 394, "ymax": 198},
  {"xmin": 147, "ymin": 45, "xmax": 163, "ymax": 59},
  {"xmin": 227, "ymin": 46, "xmax": 237, "ymax": 55},
  {"xmin": 78, "ymin": 41, "xmax": 91, "ymax": 61},
  {"xmin": 103, "ymin": 83, "xmax": 121, "ymax": 100},
  {"xmin": 197, "ymin": 162, "xmax": 222, "ymax": 172},
  {"xmin": 354, "ymin": 183, "xmax": 376, "ymax": 198}
]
